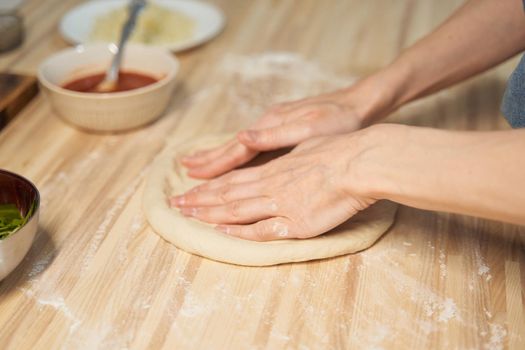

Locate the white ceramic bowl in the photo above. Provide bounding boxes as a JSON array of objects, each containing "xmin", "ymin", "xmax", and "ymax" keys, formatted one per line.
[
  {"xmin": 0, "ymin": 170, "xmax": 40, "ymax": 281},
  {"xmin": 60, "ymin": 0, "xmax": 226, "ymax": 52},
  {"xmin": 38, "ymin": 43, "xmax": 179, "ymax": 132}
]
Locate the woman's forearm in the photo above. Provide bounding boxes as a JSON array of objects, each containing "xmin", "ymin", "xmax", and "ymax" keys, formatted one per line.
[
  {"xmin": 352, "ymin": 0, "xmax": 525, "ymax": 123},
  {"xmin": 360, "ymin": 125, "xmax": 525, "ymax": 225}
]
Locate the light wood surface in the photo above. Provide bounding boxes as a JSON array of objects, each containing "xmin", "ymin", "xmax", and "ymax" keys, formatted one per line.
[{"xmin": 0, "ymin": 0, "xmax": 524, "ymax": 349}]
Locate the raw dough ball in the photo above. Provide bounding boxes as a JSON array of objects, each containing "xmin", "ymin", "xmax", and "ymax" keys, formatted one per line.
[{"xmin": 143, "ymin": 134, "xmax": 397, "ymax": 266}]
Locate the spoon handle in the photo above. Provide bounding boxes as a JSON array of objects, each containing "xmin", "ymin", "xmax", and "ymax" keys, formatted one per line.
[{"xmin": 106, "ymin": 0, "xmax": 147, "ymax": 82}]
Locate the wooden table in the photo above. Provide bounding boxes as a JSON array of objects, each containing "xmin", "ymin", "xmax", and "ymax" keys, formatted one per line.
[{"xmin": 0, "ymin": 0, "xmax": 524, "ymax": 349}]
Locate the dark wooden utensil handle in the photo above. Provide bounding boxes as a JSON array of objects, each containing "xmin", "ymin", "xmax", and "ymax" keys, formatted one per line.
[{"xmin": 0, "ymin": 72, "xmax": 38, "ymax": 130}]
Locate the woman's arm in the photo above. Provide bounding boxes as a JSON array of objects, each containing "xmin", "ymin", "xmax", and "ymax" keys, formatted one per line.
[
  {"xmin": 362, "ymin": 125, "xmax": 525, "ymax": 226},
  {"xmin": 375, "ymin": 0, "xmax": 525, "ymax": 112},
  {"xmin": 183, "ymin": 0, "xmax": 525, "ymax": 179},
  {"xmin": 171, "ymin": 125, "xmax": 525, "ymax": 241}
]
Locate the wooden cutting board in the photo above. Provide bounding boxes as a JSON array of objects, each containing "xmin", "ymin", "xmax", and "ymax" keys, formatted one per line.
[
  {"xmin": 0, "ymin": 72, "xmax": 38, "ymax": 129},
  {"xmin": 0, "ymin": 1, "xmax": 524, "ymax": 349}
]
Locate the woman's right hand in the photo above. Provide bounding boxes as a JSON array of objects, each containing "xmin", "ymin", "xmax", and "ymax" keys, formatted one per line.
[{"xmin": 182, "ymin": 82, "xmax": 391, "ymax": 179}]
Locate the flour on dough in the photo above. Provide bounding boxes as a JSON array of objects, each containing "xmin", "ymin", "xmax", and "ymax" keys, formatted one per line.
[{"xmin": 143, "ymin": 134, "xmax": 397, "ymax": 266}]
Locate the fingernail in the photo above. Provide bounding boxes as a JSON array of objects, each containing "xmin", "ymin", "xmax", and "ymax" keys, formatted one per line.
[
  {"xmin": 182, "ymin": 151, "xmax": 201, "ymax": 161},
  {"xmin": 187, "ymin": 170, "xmax": 205, "ymax": 179},
  {"xmin": 215, "ymin": 225, "xmax": 230, "ymax": 235},
  {"xmin": 181, "ymin": 207, "xmax": 198, "ymax": 217},
  {"xmin": 188, "ymin": 186, "xmax": 201, "ymax": 193},
  {"xmin": 243, "ymin": 130, "xmax": 257, "ymax": 142},
  {"xmin": 171, "ymin": 196, "xmax": 185, "ymax": 206}
]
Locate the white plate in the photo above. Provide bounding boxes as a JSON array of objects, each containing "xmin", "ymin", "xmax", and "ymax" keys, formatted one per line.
[{"xmin": 59, "ymin": 0, "xmax": 225, "ymax": 52}]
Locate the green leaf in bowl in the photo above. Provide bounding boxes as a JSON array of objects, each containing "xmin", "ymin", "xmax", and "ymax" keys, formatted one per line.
[{"xmin": 0, "ymin": 202, "xmax": 35, "ymax": 240}]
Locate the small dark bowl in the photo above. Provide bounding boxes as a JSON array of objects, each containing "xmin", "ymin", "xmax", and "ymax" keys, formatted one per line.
[{"xmin": 0, "ymin": 169, "xmax": 40, "ymax": 281}]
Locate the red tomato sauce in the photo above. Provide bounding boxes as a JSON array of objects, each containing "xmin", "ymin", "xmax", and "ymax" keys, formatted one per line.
[{"xmin": 62, "ymin": 71, "xmax": 158, "ymax": 93}]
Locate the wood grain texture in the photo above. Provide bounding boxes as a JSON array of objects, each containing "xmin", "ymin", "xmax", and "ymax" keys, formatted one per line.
[{"xmin": 0, "ymin": 0, "xmax": 524, "ymax": 349}]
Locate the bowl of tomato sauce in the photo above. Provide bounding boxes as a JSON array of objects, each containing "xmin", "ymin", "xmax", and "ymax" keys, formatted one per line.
[{"xmin": 38, "ymin": 43, "xmax": 179, "ymax": 132}]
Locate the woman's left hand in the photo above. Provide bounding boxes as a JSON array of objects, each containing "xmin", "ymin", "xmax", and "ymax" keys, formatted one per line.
[{"xmin": 170, "ymin": 131, "xmax": 380, "ymax": 241}]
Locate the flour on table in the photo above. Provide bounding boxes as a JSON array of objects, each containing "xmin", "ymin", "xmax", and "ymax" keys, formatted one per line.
[
  {"xmin": 437, "ymin": 298, "xmax": 458, "ymax": 323},
  {"xmin": 26, "ymin": 249, "xmax": 55, "ymax": 280},
  {"xmin": 484, "ymin": 323, "xmax": 507, "ymax": 350},
  {"xmin": 12, "ymin": 52, "xmax": 512, "ymax": 349},
  {"xmin": 475, "ymin": 249, "xmax": 492, "ymax": 282},
  {"xmin": 20, "ymin": 287, "xmax": 81, "ymax": 335},
  {"xmin": 439, "ymin": 248, "xmax": 447, "ymax": 279},
  {"xmin": 82, "ymin": 167, "xmax": 149, "ymax": 272},
  {"xmin": 218, "ymin": 53, "xmax": 355, "ymax": 123}
]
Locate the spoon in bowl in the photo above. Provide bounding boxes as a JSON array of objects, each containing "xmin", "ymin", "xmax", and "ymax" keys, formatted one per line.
[{"xmin": 95, "ymin": 0, "xmax": 147, "ymax": 92}]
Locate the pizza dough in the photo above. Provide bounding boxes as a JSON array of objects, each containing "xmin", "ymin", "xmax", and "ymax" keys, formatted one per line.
[{"xmin": 143, "ymin": 134, "xmax": 398, "ymax": 266}]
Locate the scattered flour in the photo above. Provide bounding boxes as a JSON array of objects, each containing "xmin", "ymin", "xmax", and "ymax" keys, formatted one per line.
[
  {"xmin": 437, "ymin": 298, "xmax": 458, "ymax": 323},
  {"xmin": 26, "ymin": 250, "xmax": 55, "ymax": 280},
  {"xmin": 134, "ymin": 295, "xmax": 152, "ymax": 310},
  {"xmin": 478, "ymin": 264, "xmax": 490, "ymax": 275},
  {"xmin": 270, "ymin": 329, "xmax": 292, "ymax": 342},
  {"xmin": 475, "ymin": 249, "xmax": 493, "ymax": 282},
  {"xmin": 218, "ymin": 53, "xmax": 355, "ymax": 121},
  {"xmin": 12, "ymin": 52, "xmax": 513, "ymax": 349},
  {"xmin": 221, "ymin": 52, "xmax": 350, "ymax": 86},
  {"xmin": 272, "ymin": 222, "xmax": 289, "ymax": 237},
  {"xmin": 419, "ymin": 320, "xmax": 437, "ymax": 335},
  {"xmin": 17, "ymin": 165, "xmax": 153, "ymax": 347},
  {"xmin": 117, "ymin": 212, "xmax": 147, "ymax": 262},
  {"xmin": 342, "ymin": 258, "xmax": 352, "ymax": 272},
  {"xmin": 21, "ymin": 288, "xmax": 81, "ymax": 334},
  {"xmin": 422, "ymin": 297, "xmax": 459, "ymax": 323},
  {"xmin": 484, "ymin": 323, "xmax": 507, "ymax": 350},
  {"xmin": 129, "ymin": 214, "xmax": 145, "ymax": 233},
  {"xmin": 347, "ymin": 247, "xmax": 465, "ymax": 348},
  {"xmin": 439, "ymin": 249, "xmax": 447, "ymax": 280},
  {"xmin": 179, "ymin": 291, "xmax": 206, "ymax": 318},
  {"xmin": 468, "ymin": 277, "xmax": 475, "ymax": 292},
  {"xmin": 81, "ymin": 167, "xmax": 149, "ymax": 271},
  {"xmin": 39, "ymin": 150, "xmax": 103, "ymax": 208},
  {"xmin": 484, "ymin": 309, "xmax": 493, "ymax": 319}
]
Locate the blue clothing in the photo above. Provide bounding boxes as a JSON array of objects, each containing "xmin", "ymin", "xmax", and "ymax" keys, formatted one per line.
[
  {"xmin": 500, "ymin": 2, "xmax": 525, "ymax": 128},
  {"xmin": 501, "ymin": 55, "xmax": 525, "ymax": 128}
]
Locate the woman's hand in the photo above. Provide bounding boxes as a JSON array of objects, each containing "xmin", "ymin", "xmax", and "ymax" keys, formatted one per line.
[
  {"xmin": 181, "ymin": 86, "xmax": 384, "ymax": 179},
  {"xmin": 171, "ymin": 131, "xmax": 380, "ymax": 241},
  {"xmin": 174, "ymin": 121, "xmax": 525, "ymax": 237}
]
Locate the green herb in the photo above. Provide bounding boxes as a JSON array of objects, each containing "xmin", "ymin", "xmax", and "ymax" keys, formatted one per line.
[{"xmin": 0, "ymin": 202, "xmax": 36, "ymax": 240}]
